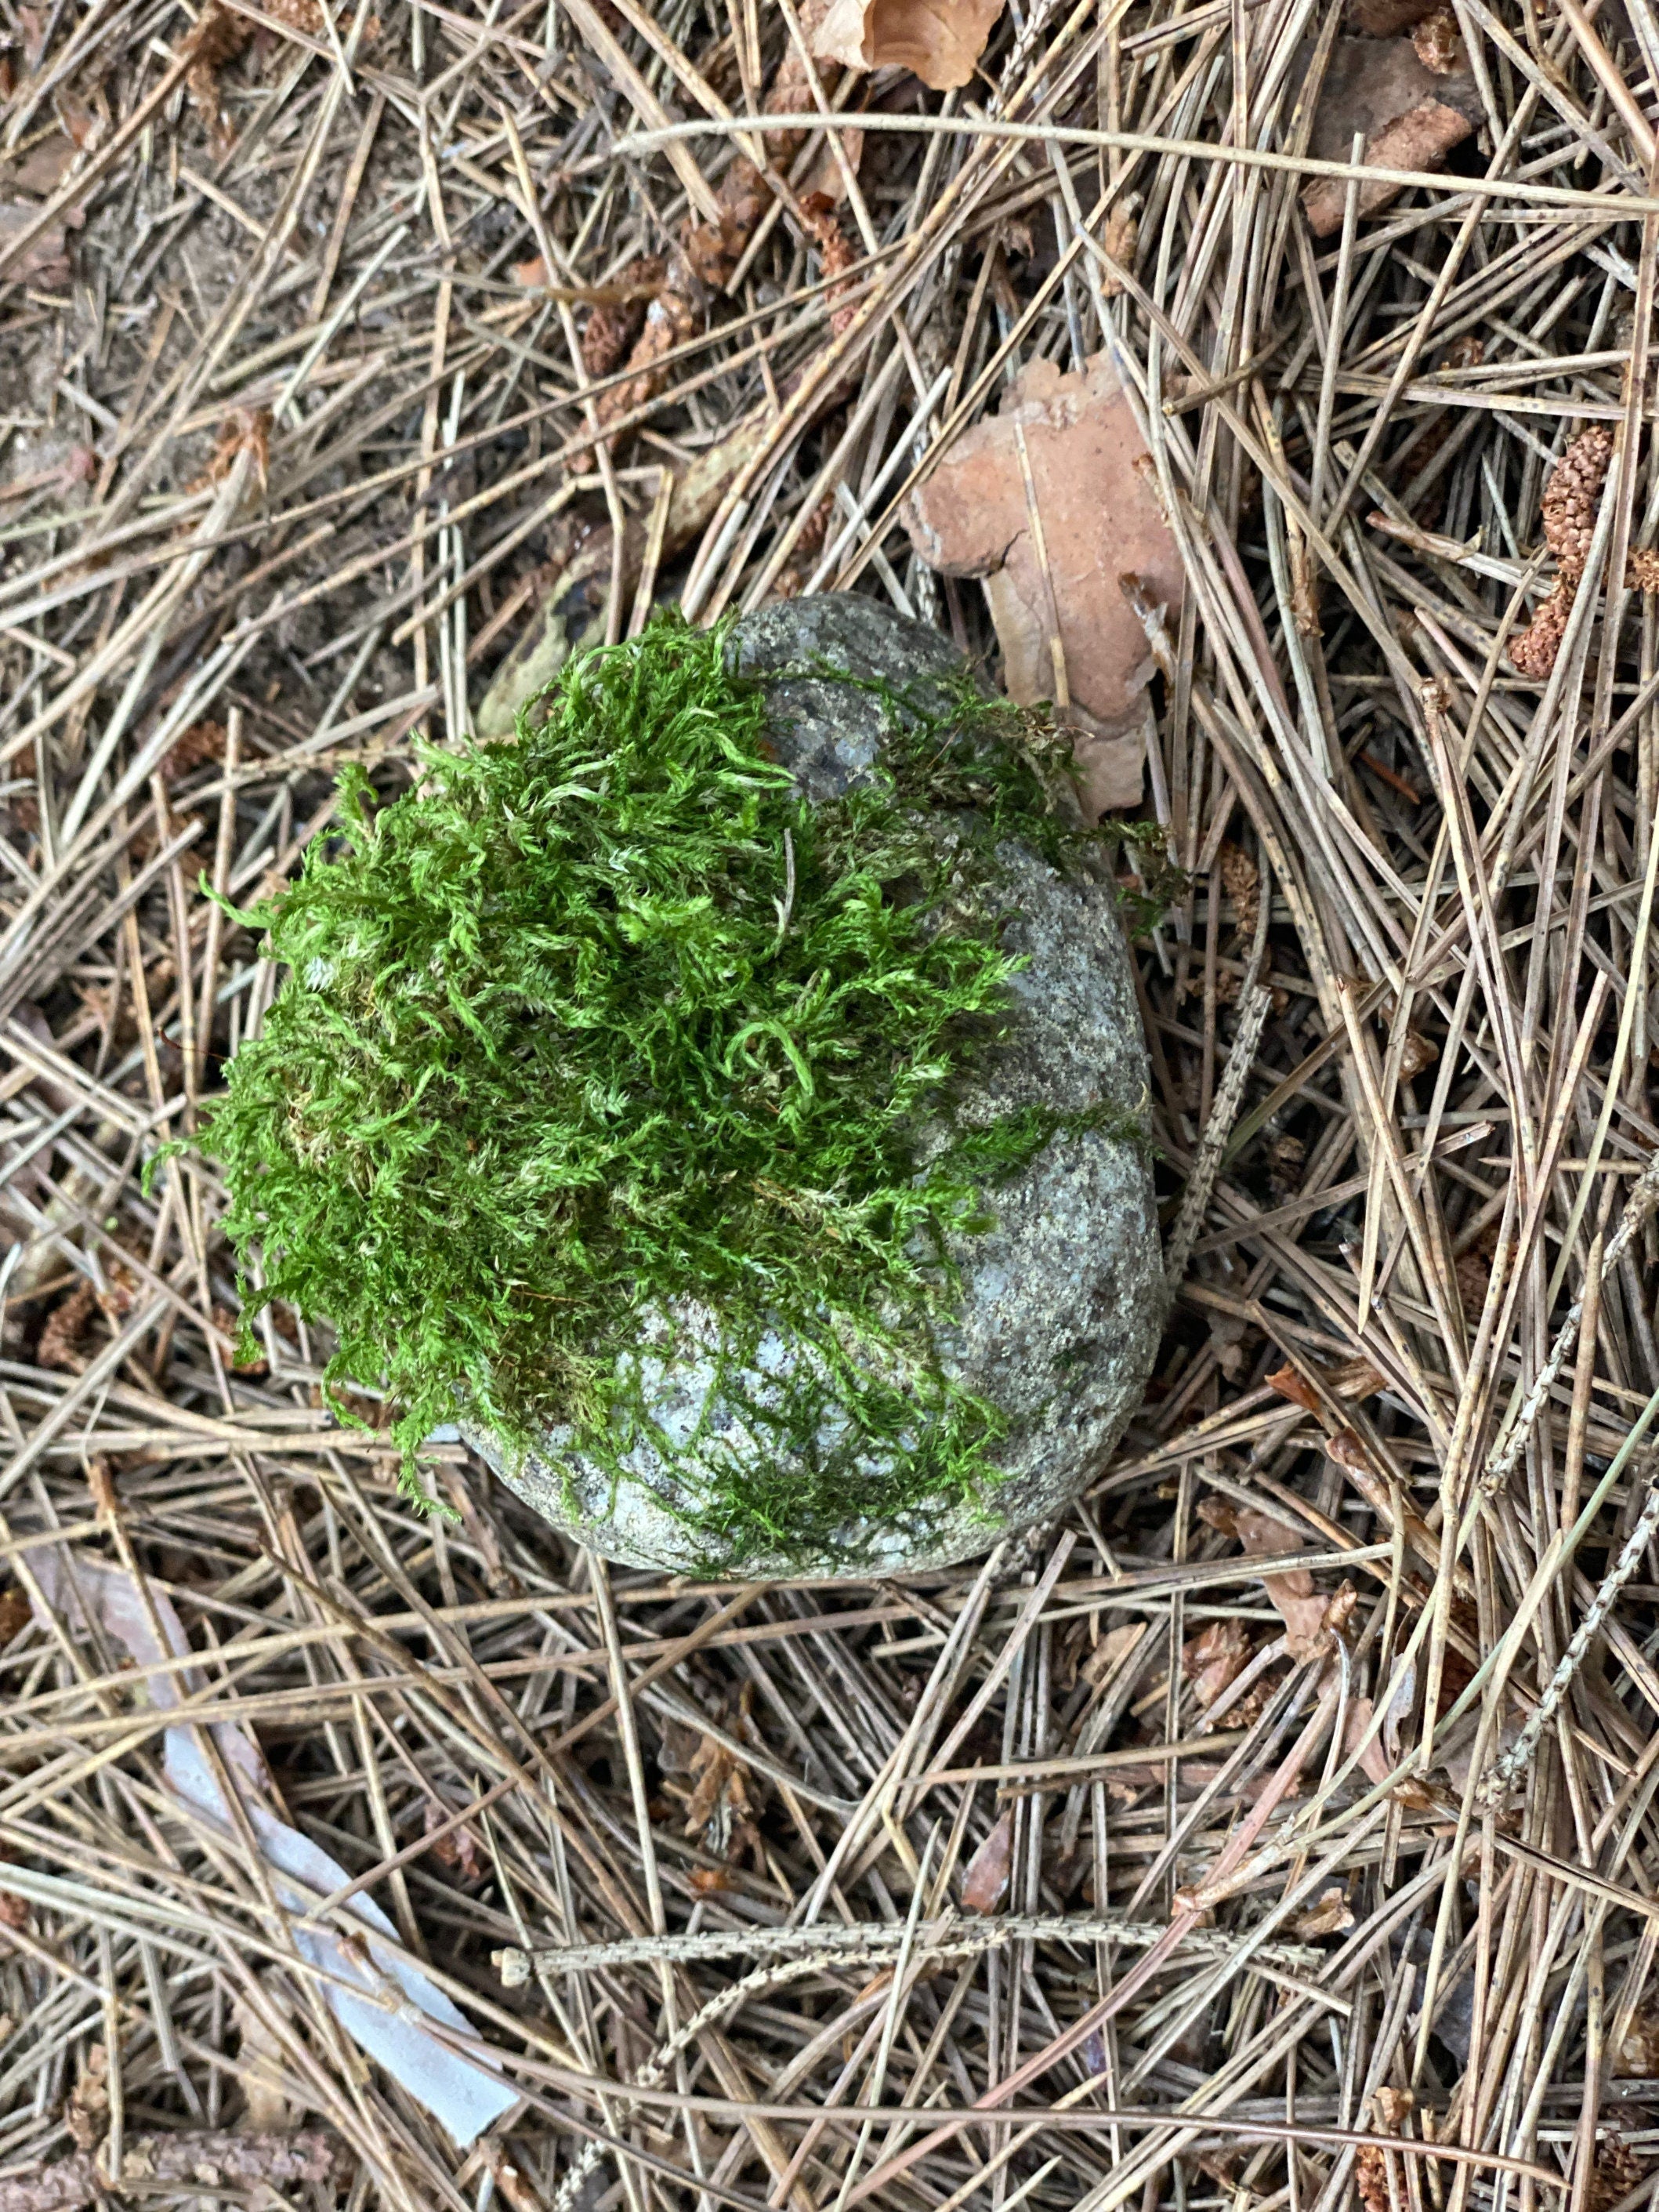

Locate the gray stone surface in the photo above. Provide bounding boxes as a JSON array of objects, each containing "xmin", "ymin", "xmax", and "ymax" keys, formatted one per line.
[{"xmin": 470, "ymin": 596, "xmax": 1165, "ymax": 1578}]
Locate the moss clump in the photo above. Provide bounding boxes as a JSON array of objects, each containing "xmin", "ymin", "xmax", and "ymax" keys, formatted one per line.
[{"xmin": 197, "ymin": 612, "xmax": 1100, "ymax": 1562}]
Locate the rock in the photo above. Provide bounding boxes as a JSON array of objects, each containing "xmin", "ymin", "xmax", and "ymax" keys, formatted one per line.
[{"xmin": 469, "ymin": 595, "xmax": 1164, "ymax": 1579}]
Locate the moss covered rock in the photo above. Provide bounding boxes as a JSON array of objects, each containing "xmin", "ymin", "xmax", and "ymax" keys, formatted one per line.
[{"xmin": 469, "ymin": 597, "xmax": 1163, "ymax": 1577}]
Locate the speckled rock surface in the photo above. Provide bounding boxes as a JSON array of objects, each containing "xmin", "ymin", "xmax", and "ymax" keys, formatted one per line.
[{"xmin": 469, "ymin": 596, "xmax": 1165, "ymax": 1578}]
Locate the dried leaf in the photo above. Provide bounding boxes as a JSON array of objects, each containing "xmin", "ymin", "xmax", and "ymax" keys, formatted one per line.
[
  {"xmin": 1202, "ymin": 1498, "xmax": 1352, "ymax": 1659},
  {"xmin": 0, "ymin": 200, "xmax": 79, "ymax": 286},
  {"xmin": 962, "ymin": 1811, "xmax": 1014, "ymax": 1913},
  {"xmin": 1291, "ymin": 1884, "xmax": 1355, "ymax": 1937},
  {"xmin": 1183, "ymin": 1618, "xmax": 1251, "ymax": 1710},
  {"xmin": 682, "ymin": 1732, "xmax": 755, "ymax": 1862},
  {"xmin": 580, "ymin": 254, "xmax": 666, "ymax": 378},
  {"xmin": 1266, "ymin": 1362, "xmax": 1321, "ymax": 1415},
  {"xmin": 1081, "ymin": 1621, "xmax": 1146, "ymax": 1687},
  {"xmin": 2, "ymin": 132, "xmax": 76, "ymax": 196},
  {"xmin": 812, "ymin": 0, "xmax": 1006, "ymax": 89},
  {"xmin": 424, "ymin": 1800, "xmax": 484, "ymax": 1884},
  {"xmin": 904, "ymin": 351, "xmax": 1184, "ymax": 818}
]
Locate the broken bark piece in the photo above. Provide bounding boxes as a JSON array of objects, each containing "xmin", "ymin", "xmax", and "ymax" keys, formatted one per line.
[
  {"xmin": 902, "ymin": 351, "xmax": 1183, "ymax": 817},
  {"xmin": 813, "ymin": 0, "xmax": 1007, "ymax": 89},
  {"xmin": 1302, "ymin": 36, "xmax": 1480, "ymax": 237},
  {"xmin": 1303, "ymin": 99, "xmax": 1473, "ymax": 234}
]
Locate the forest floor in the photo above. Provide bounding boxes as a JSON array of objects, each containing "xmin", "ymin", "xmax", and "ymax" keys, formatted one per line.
[{"xmin": 5, "ymin": 3, "xmax": 1659, "ymax": 2212}]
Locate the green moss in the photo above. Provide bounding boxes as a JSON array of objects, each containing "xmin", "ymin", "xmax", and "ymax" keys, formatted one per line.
[{"xmin": 190, "ymin": 612, "xmax": 1108, "ymax": 1563}]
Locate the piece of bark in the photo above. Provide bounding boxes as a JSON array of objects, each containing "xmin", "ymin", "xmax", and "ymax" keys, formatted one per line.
[
  {"xmin": 1303, "ymin": 98, "xmax": 1473, "ymax": 234},
  {"xmin": 812, "ymin": 0, "xmax": 1006, "ymax": 89},
  {"xmin": 903, "ymin": 351, "xmax": 1183, "ymax": 817},
  {"xmin": 1302, "ymin": 36, "xmax": 1480, "ymax": 236},
  {"xmin": 0, "ymin": 2131, "xmax": 341, "ymax": 2212}
]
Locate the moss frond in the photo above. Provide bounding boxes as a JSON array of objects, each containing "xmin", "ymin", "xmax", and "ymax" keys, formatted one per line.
[{"xmin": 197, "ymin": 612, "xmax": 1104, "ymax": 1563}]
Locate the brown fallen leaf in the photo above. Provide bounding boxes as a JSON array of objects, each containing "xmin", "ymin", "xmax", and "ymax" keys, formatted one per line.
[
  {"xmin": 812, "ymin": 0, "xmax": 1006, "ymax": 89},
  {"xmin": 1291, "ymin": 1884, "xmax": 1354, "ymax": 1938},
  {"xmin": 1302, "ymin": 37, "xmax": 1480, "ymax": 237},
  {"xmin": 2, "ymin": 132, "xmax": 76, "ymax": 197},
  {"xmin": 1266, "ymin": 1362, "xmax": 1321, "ymax": 1416},
  {"xmin": 580, "ymin": 255, "xmax": 667, "ymax": 379},
  {"xmin": 1183, "ymin": 1618, "xmax": 1251, "ymax": 1710},
  {"xmin": 1199, "ymin": 1498, "xmax": 1353, "ymax": 1659},
  {"xmin": 962, "ymin": 1810, "xmax": 1014, "ymax": 1913},
  {"xmin": 903, "ymin": 351, "xmax": 1185, "ymax": 818},
  {"xmin": 0, "ymin": 201, "xmax": 79, "ymax": 286}
]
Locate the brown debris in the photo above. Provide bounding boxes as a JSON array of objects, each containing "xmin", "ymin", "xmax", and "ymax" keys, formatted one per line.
[
  {"xmin": 1542, "ymin": 423, "xmax": 1614, "ymax": 573},
  {"xmin": 162, "ymin": 717, "xmax": 228, "ymax": 783},
  {"xmin": 37, "ymin": 1280, "xmax": 96, "ymax": 1372},
  {"xmin": 1183, "ymin": 1618, "xmax": 1252, "ymax": 1710},
  {"xmin": 1291, "ymin": 1884, "xmax": 1355, "ymax": 1936},
  {"xmin": 812, "ymin": 0, "xmax": 1007, "ymax": 89},
  {"xmin": 182, "ymin": 0, "xmax": 253, "ymax": 130},
  {"xmin": 961, "ymin": 1810, "xmax": 1014, "ymax": 1912},
  {"xmin": 593, "ymin": 11, "xmax": 840, "ymax": 447},
  {"xmin": 903, "ymin": 351, "xmax": 1185, "ymax": 818},
  {"xmin": 1302, "ymin": 38, "xmax": 1480, "ymax": 237},
  {"xmin": 1303, "ymin": 97, "xmax": 1472, "ymax": 234},
  {"xmin": 0, "ymin": 2131, "xmax": 342, "ymax": 2212},
  {"xmin": 1410, "ymin": 7, "xmax": 1465, "ymax": 70},
  {"xmin": 580, "ymin": 255, "xmax": 666, "ymax": 379},
  {"xmin": 0, "ymin": 200, "xmax": 79, "ymax": 287}
]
